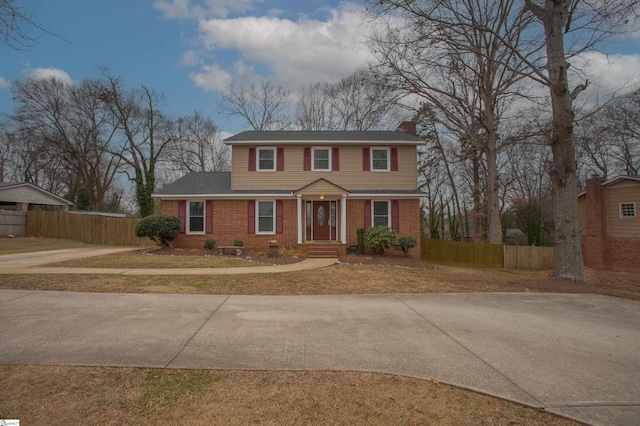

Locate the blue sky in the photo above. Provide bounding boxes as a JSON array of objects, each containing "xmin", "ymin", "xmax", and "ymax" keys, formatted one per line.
[
  {"xmin": 1, "ymin": 0, "xmax": 639, "ymax": 136},
  {"xmin": 0, "ymin": 0, "xmax": 371, "ymax": 135}
]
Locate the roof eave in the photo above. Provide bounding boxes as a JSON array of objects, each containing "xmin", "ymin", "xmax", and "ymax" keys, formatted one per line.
[{"xmin": 224, "ymin": 139, "xmax": 424, "ymax": 146}]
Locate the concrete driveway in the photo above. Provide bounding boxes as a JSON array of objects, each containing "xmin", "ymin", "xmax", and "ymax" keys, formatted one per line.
[{"xmin": 1, "ymin": 290, "xmax": 638, "ymax": 426}]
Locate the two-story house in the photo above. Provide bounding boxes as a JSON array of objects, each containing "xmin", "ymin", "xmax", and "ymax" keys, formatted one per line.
[{"xmin": 153, "ymin": 122, "xmax": 425, "ymax": 257}]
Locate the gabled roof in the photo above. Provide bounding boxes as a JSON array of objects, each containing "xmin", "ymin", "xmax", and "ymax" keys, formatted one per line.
[
  {"xmin": 0, "ymin": 182, "xmax": 73, "ymax": 206},
  {"xmin": 224, "ymin": 130, "xmax": 424, "ymax": 145},
  {"xmin": 578, "ymin": 175, "xmax": 640, "ymax": 197},
  {"xmin": 294, "ymin": 178, "xmax": 349, "ymax": 196}
]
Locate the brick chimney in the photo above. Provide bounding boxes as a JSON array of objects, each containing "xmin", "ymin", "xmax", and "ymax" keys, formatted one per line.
[
  {"xmin": 396, "ymin": 121, "xmax": 417, "ymax": 136},
  {"xmin": 583, "ymin": 176, "xmax": 607, "ymax": 268}
]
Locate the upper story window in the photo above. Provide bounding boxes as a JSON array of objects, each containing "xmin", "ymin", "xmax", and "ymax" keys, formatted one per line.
[
  {"xmin": 257, "ymin": 148, "xmax": 276, "ymax": 171},
  {"xmin": 312, "ymin": 147, "xmax": 331, "ymax": 171},
  {"xmin": 373, "ymin": 200, "xmax": 390, "ymax": 227},
  {"xmin": 188, "ymin": 201, "xmax": 205, "ymax": 234},
  {"xmin": 620, "ymin": 202, "xmax": 636, "ymax": 218},
  {"xmin": 371, "ymin": 148, "xmax": 390, "ymax": 171}
]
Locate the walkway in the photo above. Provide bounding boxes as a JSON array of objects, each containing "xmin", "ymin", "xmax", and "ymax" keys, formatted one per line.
[{"xmin": 0, "ymin": 247, "xmax": 337, "ymax": 274}]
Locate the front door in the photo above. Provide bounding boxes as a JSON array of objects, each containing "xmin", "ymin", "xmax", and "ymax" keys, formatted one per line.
[{"xmin": 313, "ymin": 201, "xmax": 330, "ymax": 240}]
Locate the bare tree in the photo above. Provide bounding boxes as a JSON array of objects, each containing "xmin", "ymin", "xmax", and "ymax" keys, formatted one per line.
[
  {"xmin": 165, "ymin": 111, "xmax": 229, "ymax": 174},
  {"xmin": 0, "ymin": 0, "xmax": 65, "ymax": 50},
  {"xmin": 295, "ymin": 69, "xmax": 403, "ymax": 131},
  {"xmin": 11, "ymin": 76, "xmax": 122, "ymax": 209},
  {"xmin": 415, "ymin": 104, "xmax": 469, "ymax": 241},
  {"xmin": 328, "ymin": 68, "xmax": 403, "ymax": 130},
  {"xmin": 367, "ymin": 0, "xmax": 533, "ymax": 244},
  {"xmin": 0, "ymin": 121, "xmax": 69, "ymax": 195},
  {"xmin": 98, "ymin": 69, "xmax": 173, "ymax": 217},
  {"xmin": 295, "ymin": 82, "xmax": 335, "ymax": 131},
  {"xmin": 509, "ymin": 0, "xmax": 638, "ymax": 281},
  {"xmin": 219, "ymin": 80, "xmax": 290, "ymax": 131}
]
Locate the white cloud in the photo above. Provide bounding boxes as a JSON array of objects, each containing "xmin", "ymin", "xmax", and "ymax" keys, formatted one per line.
[
  {"xmin": 219, "ymin": 130, "xmax": 234, "ymax": 141},
  {"xmin": 180, "ymin": 50, "xmax": 203, "ymax": 67},
  {"xmin": 28, "ymin": 67, "xmax": 73, "ymax": 85},
  {"xmin": 154, "ymin": 0, "xmax": 258, "ymax": 19},
  {"xmin": 0, "ymin": 76, "xmax": 9, "ymax": 89},
  {"xmin": 189, "ymin": 63, "xmax": 232, "ymax": 91},
  {"xmin": 189, "ymin": 60, "xmax": 259, "ymax": 91},
  {"xmin": 193, "ymin": 3, "xmax": 370, "ymax": 91},
  {"xmin": 572, "ymin": 51, "xmax": 640, "ymax": 96},
  {"xmin": 154, "ymin": 0, "xmax": 192, "ymax": 19}
]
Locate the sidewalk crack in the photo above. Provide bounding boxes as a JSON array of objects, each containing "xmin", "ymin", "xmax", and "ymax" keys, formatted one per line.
[
  {"xmin": 163, "ymin": 295, "xmax": 231, "ymax": 368},
  {"xmin": 394, "ymin": 294, "xmax": 545, "ymax": 408}
]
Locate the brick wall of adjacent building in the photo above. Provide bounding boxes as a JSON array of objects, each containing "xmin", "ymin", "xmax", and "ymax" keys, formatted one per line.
[
  {"xmin": 607, "ymin": 237, "xmax": 640, "ymax": 270},
  {"xmin": 581, "ymin": 176, "xmax": 640, "ymax": 270},
  {"xmin": 163, "ymin": 198, "xmax": 422, "ymax": 258},
  {"xmin": 582, "ymin": 176, "xmax": 607, "ymax": 269}
]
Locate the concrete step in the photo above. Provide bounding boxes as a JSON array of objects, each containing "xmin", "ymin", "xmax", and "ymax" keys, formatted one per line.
[{"xmin": 306, "ymin": 246, "xmax": 339, "ymax": 258}]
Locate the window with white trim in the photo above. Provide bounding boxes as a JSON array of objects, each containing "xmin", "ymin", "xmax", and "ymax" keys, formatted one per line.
[
  {"xmin": 620, "ymin": 202, "xmax": 636, "ymax": 218},
  {"xmin": 188, "ymin": 201, "xmax": 205, "ymax": 234},
  {"xmin": 371, "ymin": 148, "xmax": 389, "ymax": 171},
  {"xmin": 257, "ymin": 200, "xmax": 275, "ymax": 234},
  {"xmin": 257, "ymin": 148, "xmax": 276, "ymax": 171},
  {"xmin": 373, "ymin": 200, "xmax": 390, "ymax": 227},
  {"xmin": 312, "ymin": 147, "xmax": 331, "ymax": 171}
]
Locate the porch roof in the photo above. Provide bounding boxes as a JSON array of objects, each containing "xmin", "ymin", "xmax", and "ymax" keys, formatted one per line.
[
  {"xmin": 153, "ymin": 172, "xmax": 291, "ymax": 197},
  {"xmin": 153, "ymin": 172, "xmax": 425, "ymax": 199}
]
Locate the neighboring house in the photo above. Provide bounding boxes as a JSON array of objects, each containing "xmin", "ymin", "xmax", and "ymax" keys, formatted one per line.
[
  {"xmin": 0, "ymin": 182, "xmax": 73, "ymax": 212},
  {"xmin": 578, "ymin": 175, "xmax": 640, "ymax": 270},
  {"xmin": 153, "ymin": 122, "xmax": 425, "ymax": 257}
]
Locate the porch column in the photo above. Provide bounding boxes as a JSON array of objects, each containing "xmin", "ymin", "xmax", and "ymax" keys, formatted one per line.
[
  {"xmin": 297, "ymin": 195, "xmax": 303, "ymax": 244},
  {"xmin": 341, "ymin": 195, "xmax": 347, "ymax": 243}
]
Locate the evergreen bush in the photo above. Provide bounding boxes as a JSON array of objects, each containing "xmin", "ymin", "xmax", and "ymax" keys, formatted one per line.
[
  {"xmin": 135, "ymin": 214, "xmax": 181, "ymax": 248},
  {"xmin": 363, "ymin": 225, "xmax": 397, "ymax": 255}
]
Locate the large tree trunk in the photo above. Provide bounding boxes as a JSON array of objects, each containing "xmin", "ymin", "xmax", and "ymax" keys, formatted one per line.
[
  {"xmin": 471, "ymin": 151, "xmax": 483, "ymax": 240},
  {"xmin": 540, "ymin": 1, "xmax": 586, "ymax": 282},
  {"xmin": 485, "ymin": 140, "xmax": 502, "ymax": 244},
  {"xmin": 483, "ymin": 98, "xmax": 503, "ymax": 244}
]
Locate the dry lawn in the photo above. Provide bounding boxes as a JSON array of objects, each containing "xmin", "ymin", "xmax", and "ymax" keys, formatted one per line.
[
  {"xmin": 1, "ymin": 262, "xmax": 638, "ymax": 301},
  {"xmin": 0, "ymin": 236, "xmax": 90, "ymax": 255},
  {"xmin": 46, "ymin": 249, "xmax": 259, "ymax": 268},
  {"xmin": 0, "ymin": 366, "xmax": 576, "ymax": 426},
  {"xmin": 0, "ymin": 238, "xmax": 635, "ymax": 425}
]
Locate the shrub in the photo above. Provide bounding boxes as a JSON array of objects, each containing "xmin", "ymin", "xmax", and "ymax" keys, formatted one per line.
[
  {"xmin": 363, "ymin": 225, "xmax": 397, "ymax": 255},
  {"xmin": 204, "ymin": 239, "xmax": 216, "ymax": 250},
  {"xmin": 398, "ymin": 236, "xmax": 417, "ymax": 254},
  {"xmin": 233, "ymin": 239, "xmax": 244, "ymax": 247},
  {"xmin": 135, "ymin": 214, "xmax": 181, "ymax": 248}
]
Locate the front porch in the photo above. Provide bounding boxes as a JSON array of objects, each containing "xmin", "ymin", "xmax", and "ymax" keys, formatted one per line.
[{"xmin": 295, "ymin": 179, "xmax": 349, "ymax": 245}]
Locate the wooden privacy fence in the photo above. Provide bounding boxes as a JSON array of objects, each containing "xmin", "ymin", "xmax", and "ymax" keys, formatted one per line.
[
  {"xmin": 0, "ymin": 211, "xmax": 27, "ymax": 236},
  {"xmin": 421, "ymin": 238, "xmax": 555, "ymax": 270},
  {"xmin": 503, "ymin": 244, "xmax": 554, "ymax": 270},
  {"xmin": 27, "ymin": 211, "xmax": 154, "ymax": 246}
]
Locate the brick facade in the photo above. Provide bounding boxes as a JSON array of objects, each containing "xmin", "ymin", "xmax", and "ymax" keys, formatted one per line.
[
  {"xmin": 581, "ymin": 176, "xmax": 640, "ymax": 270},
  {"xmin": 582, "ymin": 177, "xmax": 607, "ymax": 268},
  {"xmin": 163, "ymin": 198, "xmax": 422, "ymax": 258}
]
